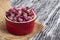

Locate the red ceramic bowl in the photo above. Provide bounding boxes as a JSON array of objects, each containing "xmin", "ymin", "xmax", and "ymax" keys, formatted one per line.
[{"xmin": 5, "ymin": 13, "xmax": 36, "ymax": 35}]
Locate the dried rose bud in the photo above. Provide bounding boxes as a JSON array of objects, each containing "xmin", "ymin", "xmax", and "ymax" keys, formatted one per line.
[
  {"xmin": 16, "ymin": 11, "xmax": 22, "ymax": 18},
  {"xmin": 13, "ymin": 17, "xmax": 17, "ymax": 22},
  {"xmin": 22, "ymin": 7, "xmax": 29, "ymax": 11},
  {"xmin": 6, "ymin": 11, "xmax": 11, "ymax": 17},
  {"xmin": 16, "ymin": 7, "xmax": 21, "ymax": 11},
  {"xmin": 27, "ymin": 16, "xmax": 32, "ymax": 20},
  {"xmin": 18, "ymin": 17, "xmax": 23, "ymax": 22},
  {"xmin": 31, "ymin": 15, "xmax": 34, "ymax": 19},
  {"xmin": 9, "ymin": 8, "xmax": 16, "ymax": 13},
  {"xmin": 18, "ymin": 10, "xmax": 22, "ymax": 16},
  {"xmin": 11, "ymin": 13, "xmax": 15, "ymax": 17},
  {"xmin": 27, "ymin": 9, "xmax": 34, "ymax": 16},
  {"xmin": 25, "ymin": 16, "xmax": 32, "ymax": 21},
  {"xmin": 23, "ymin": 12, "xmax": 28, "ymax": 18},
  {"xmin": 8, "ymin": 16, "xmax": 13, "ymax": 21},
  {"xmin": 30, "ymin": 9, "xmax": 34, "ymax": 15}
]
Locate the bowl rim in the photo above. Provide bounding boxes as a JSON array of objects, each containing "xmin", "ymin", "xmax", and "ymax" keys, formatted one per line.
[{"xmin": 5, "ymin": 13, "xmax": 36, "ymax": 23}]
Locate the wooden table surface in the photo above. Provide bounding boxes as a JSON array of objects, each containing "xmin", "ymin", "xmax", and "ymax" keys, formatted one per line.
[
  {"xmin": 0, "ymin": 0, "xmax": 11, "ymax": 22},
  {"xmin": 0, "ymin": 0, "xmax": 43, "ymax": 40}
]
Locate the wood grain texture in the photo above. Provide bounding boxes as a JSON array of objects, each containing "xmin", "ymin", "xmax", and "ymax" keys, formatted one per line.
[
  {"xmin": 0, "ymin": 0, "xmax": 11, "ymax": 22},
  {"xmin": 0, "ymin": 0, "xmax": 43, "ymax": 40}
]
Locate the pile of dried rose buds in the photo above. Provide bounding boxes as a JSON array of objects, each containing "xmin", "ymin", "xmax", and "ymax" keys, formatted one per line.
[{"xmin": 6, "ymin": 7, "xmax": 35, "ymax": 22}]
